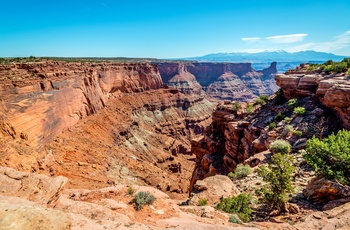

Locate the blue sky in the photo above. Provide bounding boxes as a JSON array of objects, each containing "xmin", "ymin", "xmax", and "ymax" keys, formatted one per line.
[{"xmin": 1, "ymin": 0, "xmax": 350, "ymax": 58}]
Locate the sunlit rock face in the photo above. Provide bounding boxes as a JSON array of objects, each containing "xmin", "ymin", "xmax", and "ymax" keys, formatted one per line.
[{"xmin": 158, "ymin": 62, "xmax": 279, "ymax": 101}]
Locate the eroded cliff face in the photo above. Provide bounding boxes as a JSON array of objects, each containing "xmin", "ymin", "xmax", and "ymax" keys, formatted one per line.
[
  {"xmin": 157, "ymin": 62, "xmax": 279, "ymax": 101},
  {"xmin": 0, "ymin": 61, "xmax": 164, "ymax": 149},
  {"xmin": 275, "ymin": 64, "xmax": 350, "ymax": 128},
  {"xmin": 190, "ymin": 64, "xmax": 349, "ymax": 193},
  {"xmin": 0, "ymin": 61, "xmax": 213, "ymax": 198}
]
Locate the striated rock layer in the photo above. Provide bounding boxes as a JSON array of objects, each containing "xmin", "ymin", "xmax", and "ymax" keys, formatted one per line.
[
  {"xmin": 157, "ymin": 62, "xmax": 279, "ymax": 101},
  {"xmin": 190, "ymin": 95, "xmax": 344, "ymax": 193},
  {"xmin": 0, "ymin": 61, "xmax": 213, "ymax": 197},
  {"xmin": 0, "ymin": 61, "xmax": 164, "ymax": 149},
  {"xmin": 275, "ymin": 64, "xmax": 350, "ymax": 128}
]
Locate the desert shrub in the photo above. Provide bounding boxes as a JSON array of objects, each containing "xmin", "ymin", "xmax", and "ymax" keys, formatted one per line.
[
  {"xmin": 197, "ymin": 198, "xmax": 208, "ymax": 206},
  {"xmin": 245, "ymin": 104, "xmax": 254, "ymax": 114},
  {"xmin": 293, "ymin": 106, "xmax": 306, "ymax": 115},
  {"xmin": 304, "ymin": 130, "xmax": 350, "ymax": 185},
  {"xmin": 287, "ymin": 98, "xmax": 298, "ymax": 108},
  {"xmin": 227, "ymin": 171, "xmax": 235, "ymax": 180},
  {"xmin": 232, "ymin": 102, "xmax": 241, "ymax": 112},
  {"xmin": 308, "ymin": 59, "xmax": 350, "ymax": 74},
  {"xmin": 293, "ymin": 130, "xmax": 303, "ymax": 136},
  {"xmin": 134, "ymin": 191, "xmax": 156, "ymax": 210},
  {"xmin": 259, "ymin": 94, "xmax": 269, "ymax": 101},
  {"xmin": 284, "ymin": 125, "xmax": 294, "ymax": 133},
  {"xmin": 233, "ymin": 164, "xmax": 253, "ymax": 179},
  {"xmin": 255, "ymin": 98, "xmax": 266, "ymax": 105},
  {"xmin": 127, "ymin": 186, "xmax": 135, "ymax": 195},
  {"xmin": 275, "ymin": 112, "xmax": 285, "ymax": 121},
  {"xmin": 268, "ymin": 122, "xmax": 276, "ymax": 130},
  {"xmin": 216, "ymin": 193, "xmax": 252, "ymax": 222},
  {"xmin": 229, "ymin": 214, "xmax": 243, "ymax": 224},
  {"xmin": 269, "ymin": 139, "xmax": 291, "ymax": 154},
  {"xmin": 255, "ymin": 95, "xmax": 269, "ymax": 105},
  {"xmin": 256, "ymin": 153, "xmax": 294, "ymax": 211}
]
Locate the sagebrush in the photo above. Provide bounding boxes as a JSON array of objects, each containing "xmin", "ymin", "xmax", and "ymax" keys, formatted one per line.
[
  {"xmin": 134, "ymin": 191, "xmax": 156, "ymax": 210},
  {"xmin": 233, "ymin": 164, "xmax": 253, "ymax": 179},
  {"xmin": 269, "ymin": 139, "xmax": 291, "ymax": 154}
]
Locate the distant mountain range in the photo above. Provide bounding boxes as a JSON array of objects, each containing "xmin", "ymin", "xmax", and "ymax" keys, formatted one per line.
[
  {"xmin": 184, "ymin": 50, "xmax": 347, "ymax": 63},
  {"xmin": 182, "ymin": 50, "xmax": 349, "ymax": 72}
]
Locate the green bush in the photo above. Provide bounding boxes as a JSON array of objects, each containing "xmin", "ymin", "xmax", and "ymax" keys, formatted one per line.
[
  {"xmin": 134, "ymin": 191, "xmax": 156, "ymax": 210},
  {"xmin": 227, "ymin": 172, "xmax": 235, "ymax": 180},
  {"xmin": 245, "ymin": 104, "xmax": 254, "ymax": 114},
  {"xmin": 229, "ymin": 214, "xmax": 243, "ymax": 224},
  {"xmin": 293, "ymin": 130, "xmax": 303, "ymax": 136},
  {"xmin": 256, "ymin": 153, "xmax": 295, "ymax": 211},
  {"xmin": 293, "ymin": 106, "xmax": 306, "ymax": 115},
  {"xmin": 216, "ymin": 193, "xmax": 252, "ymax": 222},
  {"xmin": 311, "ymin": 59, "xmax": 349, "ymax": 73},
  {"xmin": 268, "ymin": 122, "xmax": 276, "ymax": 130},
  {"xmin": 275, "ymin": 112, "xmax": 285, "ymax": 122},
  {"xmin": 347, "ymin": 69, "xmax": 350, "ymax": 75},
  {"xmin": 233, "ymin": 164, "xmax": 253, "ymax": 179},
  {"xmin": 255, "ymin": 97, "xmax": 266, "ymax": 105},
  {"xmin": 304, "ymin": 130, "xmax": 350, "ymax": 185},
  {"xmin": 269, "ymin": 139, "xmax": 291, "ymax": 154},
  {"xmin": 283, "ymin": 117, "xmax": 292, "ymax": 122},
  {"xmin": 232, "ymin": 102, "xmax": 241, "ymax": 112},
  {"xmin": 255, "ymin": 95, "xmax": 269, "ymax": 105},
  {"xmin": 198, "ymin": 198, "xmax": 208, "ymax": 206},
  {"xmin": 284, "ymin": 125, "xmax": 294, "ymax": 133},
  {"xmin": 287, "ymin": 98, "xmax": 298, "ymax": 108}
]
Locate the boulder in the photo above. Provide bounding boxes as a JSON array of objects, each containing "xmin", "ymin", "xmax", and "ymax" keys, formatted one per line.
[
  {"xmin": 303, "ymin": 177, "xmax": 350, "ymax": 205},
  {"xmin": 190, "ymin": 175, "xmax": 239, "ymax": 205}
]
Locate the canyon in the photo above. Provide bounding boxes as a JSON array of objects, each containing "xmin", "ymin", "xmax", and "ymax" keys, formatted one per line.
[
  {"xmin": 1, "ymin": 60, "xmax": 350, "ymax": 229},
  {"xmin": 0, "ymin": 60, "xmax": 277, "ymax": 198}
]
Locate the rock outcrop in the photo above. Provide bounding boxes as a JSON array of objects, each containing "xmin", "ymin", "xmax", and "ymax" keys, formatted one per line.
[
  {"xmin": 190, "ymin": 175, "xmax": 239, "ymax": 206},
  {"xmin": 158, "ymin": 62, "xmax": 279, "ymax": 101},
  {"xmin": 275, "ymin": 64, "xmax": 350, "ymax": 128},
  {"xmin": 0, "ymin": 166, "xmax": 67, "ymax": 207},
  {"xmin": 303, "ymin": 177, "xmax": 350, "ymax": 206},
  {"xmin": 190, "ymin": 95, "xmax": 343, "ymax": 193}
]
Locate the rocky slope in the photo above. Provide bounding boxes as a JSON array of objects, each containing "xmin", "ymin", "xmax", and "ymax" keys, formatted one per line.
[
  {"xmin": 276, "ymin": 63, "xmax": 350, "ymax": 128},
  {"xmin": 157, "ymin": 62, "xmax": 279, "ymax": 101},
  {"xmin": 190, "ymin": 64, "xmax": 350, "ymax": 192},
  {"xmin": 0, "ymin": 61, "xmax": 164, "ymax": 149},
  {"xmin": 0, "ymin": 61, "xmax": 213, "ymax": 198},
  {"xmin": 2, "ymin": 166, "xmax": 350, "ymax": 230}
]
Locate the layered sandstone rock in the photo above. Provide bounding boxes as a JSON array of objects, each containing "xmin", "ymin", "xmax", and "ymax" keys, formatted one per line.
[
  {"xmin": 0, "ymin": 166, "xmax": 67, "ymax": 207},
  {"xmin": 303, "ymin": 177, "xmax": 350, "ymax": 206},
  {"xmin": 158, "ymin": 62, "xmax": 278, "ymax": 101},
  {"xmin": 275, "ymin": 65, "xmax": 350, "ymax": 128},
  {"xmin": 190, "ymin": 96, "xmax": 342, "ymax": 193},
  {"xmin": 0, "ymin": 61, "xmax": 213, "ymax": 198},
  {"xmin": 0, "ymin": 61, "xmax": 164, "ymax": 149}
]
